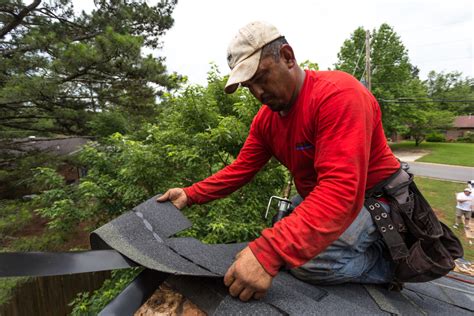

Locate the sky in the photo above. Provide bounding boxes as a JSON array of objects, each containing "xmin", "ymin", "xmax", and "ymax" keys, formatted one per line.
[{"xmin": 75, "ymin": 0, "xmax": 473, "ymax": 86}]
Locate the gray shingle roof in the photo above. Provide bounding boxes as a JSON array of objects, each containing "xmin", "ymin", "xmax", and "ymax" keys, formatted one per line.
[
  {"xmin": 4, "ymin": 137, "xmax": 90, "ymax": 156},
  {"xmin": 92, "ymin": 195, "xmax": 474, "ymax": 315}
]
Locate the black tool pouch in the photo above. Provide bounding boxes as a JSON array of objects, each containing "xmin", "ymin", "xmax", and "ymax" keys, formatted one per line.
[{"xmin": 365, "ymin": 168, "xmax": 463, "ymax": 284}]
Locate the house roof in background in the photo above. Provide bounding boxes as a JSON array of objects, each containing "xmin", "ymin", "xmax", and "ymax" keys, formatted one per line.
[
  {"xmin": 8, "ymin": 137, "xmax": 91, "ymax": 156},
  {"xmin": 453, "ymin": 115, "xmax": 474, "ymax": 128}
]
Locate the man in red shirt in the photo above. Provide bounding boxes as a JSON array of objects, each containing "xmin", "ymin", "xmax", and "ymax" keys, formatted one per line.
[{"xmin": 158, "ymin": 21, "xmax": 400, "ymax": 301}]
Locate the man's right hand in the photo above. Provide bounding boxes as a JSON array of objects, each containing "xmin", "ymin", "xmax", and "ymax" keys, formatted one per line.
[{"xmin": 156, "ymin": 188, "xmax": 188, "ymax": 209}]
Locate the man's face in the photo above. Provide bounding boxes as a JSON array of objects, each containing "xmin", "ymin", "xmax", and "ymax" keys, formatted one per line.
[
  {"xmin": 465, "ymin": 190, "xmax": 471, "ymax": 195},
  {"xmin": 241, "ymin": 53, "xmax": 296, "ymax": 113}
]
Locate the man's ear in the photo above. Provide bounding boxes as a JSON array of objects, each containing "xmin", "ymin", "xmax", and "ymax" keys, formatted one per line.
[{"xmin": 280, "ymin": 44, "xmax": 296, "ymax": 67}]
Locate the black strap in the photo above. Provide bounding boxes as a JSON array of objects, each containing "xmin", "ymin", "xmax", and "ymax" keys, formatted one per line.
[
  {"xmin": 365, "ymin": 197, "xmax": 409, "ymax": 260},
  {"xmin": 0, "ymin": 250, "xmax": 137, "ymax": 277},
  {"xmin": 365, "ymin": 168, "xmax": 403, "ymax": 199}
]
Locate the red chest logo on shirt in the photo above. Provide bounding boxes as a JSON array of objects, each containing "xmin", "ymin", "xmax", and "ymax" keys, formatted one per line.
[{"xmin": 295, "ymin": 142, "xmax": 314, "ymax": 151}]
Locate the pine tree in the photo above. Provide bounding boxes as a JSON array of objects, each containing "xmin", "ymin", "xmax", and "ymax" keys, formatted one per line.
[{"xmin": 0, "ymin": 0, "xmax": 179, "ymax": 139}]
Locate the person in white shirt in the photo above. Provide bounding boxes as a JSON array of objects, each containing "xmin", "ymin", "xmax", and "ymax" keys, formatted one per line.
[{"xmin": 453, "ymin": 188, "xmax": 472, "ymax": 230}]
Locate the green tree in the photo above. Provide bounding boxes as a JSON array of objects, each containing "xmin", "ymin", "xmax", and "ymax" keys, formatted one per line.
[
  {"xmin": 0, "ymin": 0, "xmax": 179, "ymax": 139},
  {"xmin": 34, "ymin": 66, "xmax": 286, "ymax": 243},
  {"xmin": 376, "ymin": 79, "xmax": 455, "ymax": 146},
  {"xmin": 335, "ymin": 24, "xmax": 427, "ymax": 135},
  {"xmin": 0, "ymin": 0, "xmax": 180, "ymax": 198},
  {"xmin": 403, "ymin": 105, "xmax": 454, "ymax": 146},
  {"xmin": 424, "ymin": 71, "xmax": 474, "ymax": 115},
  {"xmin": 299, "ymin": 60, "xmax": 319, "ymax": 71},
  {"xmin": 335, "ymin": 27, "xmax": 366, "ymax": 79}
]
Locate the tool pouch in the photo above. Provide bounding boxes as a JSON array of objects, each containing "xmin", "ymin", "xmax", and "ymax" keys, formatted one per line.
[{"xmin": 365, "ymin": 167, "xmax": 463, "ymax": 284}]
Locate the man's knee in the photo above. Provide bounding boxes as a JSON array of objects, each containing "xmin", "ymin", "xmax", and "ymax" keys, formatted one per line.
[
  {"xmin": 290, "ymin": 260, "xmax": 348, "ymax": 285},
  {"xmin": 290, "ymin": 242, "xmax": 393, "ymax": 285},
  {"xmin": 288, "ymin": 202, "xmax": 392, "ymax": 285}
]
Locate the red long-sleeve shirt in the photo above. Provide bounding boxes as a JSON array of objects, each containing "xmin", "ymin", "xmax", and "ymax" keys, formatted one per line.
[{"xmin": 183, "ymin": 70, "xmax": 400, "ymax": 276}]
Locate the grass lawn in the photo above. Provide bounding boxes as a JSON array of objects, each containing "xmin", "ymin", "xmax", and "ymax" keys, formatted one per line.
[
  {"xmin": 390, "ymin": 141, "xmax": 474, "ymax": 167},
  {"xmin": 415, "ymin": 176, "xmax": 473, "ymax": 261}
]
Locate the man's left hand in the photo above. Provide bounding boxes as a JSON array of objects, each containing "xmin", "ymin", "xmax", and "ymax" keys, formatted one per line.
[{"xmin": 223, "ymin": 246, "xmax": 273, "ymax": 301}]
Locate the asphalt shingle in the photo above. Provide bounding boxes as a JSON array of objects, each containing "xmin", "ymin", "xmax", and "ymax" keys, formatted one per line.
[
  {"xmin": 166, "ymin": 238, "xmax": 247, "ymax": 275},
  {"xmin": 91, "ymin": 202, "xmax": 216, "ymax": 276},
  {"xmin": 91, "ymin": 195, "xmax": 474, "ymax": 315}
]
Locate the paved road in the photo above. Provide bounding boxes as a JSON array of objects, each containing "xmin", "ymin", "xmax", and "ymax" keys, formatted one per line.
[{"xmin": 406, "ymin": 161, "xmax": 474, "ymax": 182}]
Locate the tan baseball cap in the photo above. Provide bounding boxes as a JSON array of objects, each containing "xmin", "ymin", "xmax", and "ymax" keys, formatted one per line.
[{"xmin": 224, "ymin": 21, "xmax": 282, "ymax": 94}]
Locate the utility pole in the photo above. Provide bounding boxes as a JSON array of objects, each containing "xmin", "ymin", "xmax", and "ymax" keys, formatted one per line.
[{"xmin": 365, "ymin": 30, "xmax": 371, "ymax": 92}]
